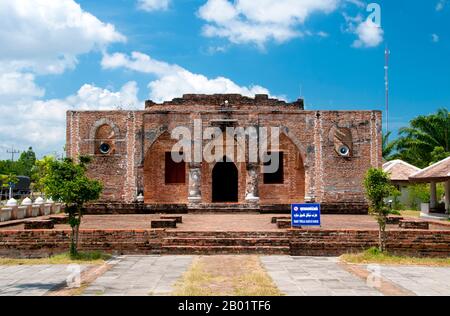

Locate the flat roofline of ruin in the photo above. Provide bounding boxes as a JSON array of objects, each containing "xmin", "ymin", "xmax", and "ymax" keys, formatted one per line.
[
  {"xmin": 66, "ymin": 109, "xmax": 382, "ymax": 114},
  {"xmin": 66, "ymin": 94, "xmax": 382, "ymax": 114},
  {"xmin": 144, "ymin": 94, "xmax": 305, "ymax": 109}
]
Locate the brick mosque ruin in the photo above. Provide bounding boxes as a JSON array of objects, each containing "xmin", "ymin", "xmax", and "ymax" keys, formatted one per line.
[{"xmin": 66, "ymin": 94, "xmax": 382, "ymax": 214}]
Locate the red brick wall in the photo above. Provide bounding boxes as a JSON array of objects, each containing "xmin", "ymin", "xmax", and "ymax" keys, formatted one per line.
[
  {"xmin": 259, "ymin": 133, "xmax": 305, "ymax": 204},
  {"xmin": 1, "ymin": 229, "xmax": 449, "ymax": 258},
  {"xmin": 66, "ymin": 111, "xmax": 144, "ymax": 202},
  {"xmin": 144, "ymin": 132, "xmax": 188, "ymax": 203},
  {"xmin": 67, "ymin": 95, "xmax": 382, "ymax": 208}
]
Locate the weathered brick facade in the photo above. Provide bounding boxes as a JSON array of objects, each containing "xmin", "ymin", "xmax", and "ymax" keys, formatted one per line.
[
  {"xmin": 2, "ymin": 229, "xmax": 450, "ymax": 258},
  {"xmin": 66, "ymin": 94, "xmax": 382, "ymax": 213}
]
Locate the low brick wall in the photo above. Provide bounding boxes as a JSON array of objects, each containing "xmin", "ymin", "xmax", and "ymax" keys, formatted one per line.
[
  {"xmin": 260, "ymin": 203, "xmax": 369, "ymax": 215},
  {"xmin": 24, "ymin": 220, "xmax": 54, "ymax": 230},
  {"xmin": 1, "ymin": 228, "xmax": 449, "ymax": 258},
  {"xmin": 86, "ymin": 202, "xmax": 369, "ymax": 215},
  {"xmin": 0, "ymin": 229, "xmax": 166, "ymax": 258},
  {"xmin": 289, "ymin": 230, "xmax": 450, "ymax": 257},
  {"xmin": 85, "ymin": 203, "xmax": 188, "ymax": 214}
]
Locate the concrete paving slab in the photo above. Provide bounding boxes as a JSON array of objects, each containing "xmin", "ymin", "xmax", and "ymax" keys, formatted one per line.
[{"xmin": 82, "ymin": 255, "xmax": 193, "ymax": 296}]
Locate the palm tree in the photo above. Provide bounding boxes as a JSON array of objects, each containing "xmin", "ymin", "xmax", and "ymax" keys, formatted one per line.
[
  {"xmin": 382, "ymin": 131, "xmax": 397, "ymax": 161},
  {"xmin": 396, "ymin": 108, "xmax": 450, "ymax": 168}
]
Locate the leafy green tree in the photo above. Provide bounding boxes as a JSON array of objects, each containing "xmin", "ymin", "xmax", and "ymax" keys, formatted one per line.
[
  {"xmin": 364, "ymin": 168, "xmax": 398, "ymax": 252},
  {"xmin": 16, "ymin": 147, "xmax": 37, "ymax": 177},
  {"xmin": 41, "ymin": 156, "xmax": 102, "ymax": 256},
  {"xmin": 430, "ymin": 146, "xmax": 450, "ymax": 165},
  {"xmin": 0, "ymin": 174, "xmax": 19, "ymax": 199},
  {"xmin": 396, "ymin": 108, "xmax": 450, "ymax": 167},
  {"xmin": 31, "ymin": 156, "xmax": 55, "ymax": 194},
  {"xmin": 0, "ymin": 160, "xmax": 19, "ymax": 176}
]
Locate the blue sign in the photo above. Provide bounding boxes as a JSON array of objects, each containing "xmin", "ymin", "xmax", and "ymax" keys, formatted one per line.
[{"xmin": 291, "ymin": 204, "xmax": 321, "ymax": 227}]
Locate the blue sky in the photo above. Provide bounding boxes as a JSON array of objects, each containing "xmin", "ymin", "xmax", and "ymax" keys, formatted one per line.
[{"xmin": 0, "ymin": 0, "xmax": 449, "ymax": 159}]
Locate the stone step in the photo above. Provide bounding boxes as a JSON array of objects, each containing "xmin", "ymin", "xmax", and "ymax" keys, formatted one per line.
[
  {"xmin": 151, "ymin": 219, "xmax": 177, "ymax": 229},
  {"xmin": 161, "ymin": 245, "xmax": 290, "ymax": 255},
  {"xmin": 166, "ymin": 231, "xmax": 289, "ymax": 238},
  {"xmin": 187, "ymin": 209, "xmax": 260, "ymax": 214},
  {"xmin": 187, "ymin": 203, "xmax": 260, "ymax": 214},
  {"xmin": 163, "ymin": 237, "xmax": 290, "ymax": 247}
]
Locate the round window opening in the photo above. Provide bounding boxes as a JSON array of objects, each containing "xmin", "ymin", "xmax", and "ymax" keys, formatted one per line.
[
  {"xmin": 99, "ymin": 143, "xmax": 111, "ymax": 154},
  {"xmin": 338, "ymin": 145, "xmax": 350, "ymax": 157}
]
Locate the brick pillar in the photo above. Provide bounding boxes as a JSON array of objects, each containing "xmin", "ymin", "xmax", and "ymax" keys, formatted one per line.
[
  {"xmin": 245, "ymin": 163, "xmax": 260, "ymax": 204},
  {"xmin": 188, "ymin": 162, "xmax": 202, "ymax": 204}
]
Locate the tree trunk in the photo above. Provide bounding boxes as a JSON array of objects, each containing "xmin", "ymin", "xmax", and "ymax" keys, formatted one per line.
[
  {"xmin": 75, "ymin": 222, "xmax": 80, "ymax": 254},
  {"xmin": 378, "ymin": 224, "xmax": 383, "ymax": 252},
  {"xmin": 378, "ymin": 214, "xmax": 387, "ymax": 252},
  {"xmin": 68, "ymin": 205, "xmax": 81, "ymax": 257},
  {"xmin": 70, "ymin": 225, "xmax": 77, "ymax": 257}
]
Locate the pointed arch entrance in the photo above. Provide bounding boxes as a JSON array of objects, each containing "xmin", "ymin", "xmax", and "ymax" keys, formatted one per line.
[{"xmin": 212, "ymin": 158, "xmax": 238, "ymax": 203}]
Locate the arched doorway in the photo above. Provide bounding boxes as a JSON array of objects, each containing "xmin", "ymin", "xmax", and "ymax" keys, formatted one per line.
[{"xmin": 212, "ymin": 158, "xmax": 238, "ymax": 203}]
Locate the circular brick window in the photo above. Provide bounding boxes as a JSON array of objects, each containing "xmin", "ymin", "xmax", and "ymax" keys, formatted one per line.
[
  {"xmin": 338, "ymin": 145, "xmax": 350, "ymax": 157},
  {"xmin": 99, "ymin": 143, "xmax": 111, "ymax": 154}
]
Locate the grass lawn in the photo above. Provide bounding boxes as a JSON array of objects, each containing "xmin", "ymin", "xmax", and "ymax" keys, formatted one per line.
[
  {"xmin": 0, "ymin": 251, "xmax": 111, "ymax": 266},
  {"xmin": 399, "ymin": 210, "xmax": 420, "ymax": 218},
  {"xmin": 341, "ymin": 248, "xmax": 450, "ymax": 267},
  {"xmin": 172, "ymin": 255, "xmax": 282, "ymax": 296}
]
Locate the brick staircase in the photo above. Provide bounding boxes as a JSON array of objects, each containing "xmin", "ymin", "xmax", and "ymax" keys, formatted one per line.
[{"xmin": 161, "ymin": 231, "xmax": 290, "ymax": 254}]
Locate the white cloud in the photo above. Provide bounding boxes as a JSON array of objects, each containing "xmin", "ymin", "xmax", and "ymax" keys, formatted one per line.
[
  {"xmin": 431, "ymin": 33, "xmax": 440, "ymax": 43},
  {"xmin": 0, "ymin": 72, "xmax": 45, "ymax": 100},
  {"xmin": 197, "ymin": 0, "xmax": 339, "ymax": 47},
  {"xmin": 102, "ymin": 51, "xmax": 183, "ymax": 76},
  {"xmin": 0, "ymin": 0, "xmax": 130, "ymax": 158},
  {"xmin": 344, "ymin": 0, "xmax": 365, "ymax": 8},
  {"xmin": 0, "ymin": 82, "xmax": 140, "ymax": 158},
  {"xmin": 0, "ymin": 0, "xmax": 125, "ymax": 74},
  {"xmin": 137, "ymin": 0, "xmax": 170, "ymax": 12},
  {"xmin": 102, "ymin": 51, "xmax": 274, "ymax": 103},
  {"xmin": 351, "ymin": 19, "xmax": 384, "ymax": 48},
  {"xmin": 436, "ymin": 0, "xmax": 447, "ymax": 11}
]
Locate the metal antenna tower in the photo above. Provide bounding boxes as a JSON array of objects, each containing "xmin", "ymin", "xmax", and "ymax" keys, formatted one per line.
[
  {"xmin": 384, "ymin": 46, "xmax": 390, "ymax": 137},
  {"xmin": 6, "ymin": 147, "xmax": 20, "ymax": 161}
]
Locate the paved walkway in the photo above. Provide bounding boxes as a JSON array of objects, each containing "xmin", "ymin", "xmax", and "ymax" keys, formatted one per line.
[
  {"xmin": 82, "ymin": 256, "xmax": 193, "ymax": 296},
  {"xmin": 1, "ymin": 256, "xmax": 450, "ymax": 296},
  {"xmin": 370, "ymin": 265, "xmax": 450, "ymax": 296},
  {"xmin": 261, "ymin": 256, "xmax": 382, "ymax": 296},
  {"xmin": 0, "ymin": 265, "xmax": 89, "ymax": 296}
]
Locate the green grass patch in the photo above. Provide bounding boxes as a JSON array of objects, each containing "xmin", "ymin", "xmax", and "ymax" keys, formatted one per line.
[
  {"xmin": 341, "ymin": 247, "xmax": 450, "ymax": 266},
  {"xmin": 0, "ymin": 251, "xmax": 111, "ymax": 265},
  {"xmin": 172, "ymin": 260, "xmax": 219, "ymax": 296},
  {"xmin": 172, "ymin": 256, "xmax": 282, "ymax": 296},
  {"xmin": 399, "ymin": 210, "xmax": 421, "ymax": 218}
]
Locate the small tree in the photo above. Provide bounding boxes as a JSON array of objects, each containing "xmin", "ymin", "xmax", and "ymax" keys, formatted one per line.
[
  {"xmin": 42, "ymin": 156, "xmax": 102, "ymax": 256},
  {"xmin": 17, "ymin": 147, "xmax": 37, "ymax": 177},
  {"xmin": 0, "ymin": 173, "xmax": 19, "ymax": 199},
  {"xmin": 364, "ymin": 168, "xmax": 397, "ymax": 252},
  {"xmin": 31, "ymin": 156, "xmax": 55, "ymax": 196}
]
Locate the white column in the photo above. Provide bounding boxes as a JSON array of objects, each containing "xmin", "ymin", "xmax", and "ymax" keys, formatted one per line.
[
  {"xmin": 445, "ymin": 180, "xmax": 450, "ymax": 214},
  {"xmin": 245, "ymin": 163, "xmax": 260, "ymax": 204},
  {"xmin": 430, "ymin": 181, "xmax": 437, "ymax": 210},
  {"xmin": 188, "ymin": 163, "xmax": 202, "ymax": 204}
]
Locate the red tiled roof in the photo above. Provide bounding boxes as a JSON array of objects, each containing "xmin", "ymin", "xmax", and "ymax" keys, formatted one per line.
[
  {"xmin": 383, "ymin": 160, "xmax": 421, "ymax": 182},
  {"xmin": 410, "ymin": 156, "xmax": 450, "ymax": 182}
]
